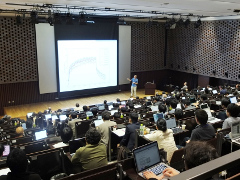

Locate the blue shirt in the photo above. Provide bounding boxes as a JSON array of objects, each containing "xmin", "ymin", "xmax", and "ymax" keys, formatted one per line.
[{"xmin": 131, "ymin": 78, "xmax": 138, "ymax": 87}]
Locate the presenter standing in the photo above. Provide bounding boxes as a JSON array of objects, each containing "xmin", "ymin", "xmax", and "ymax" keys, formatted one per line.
[{"xmin": 127, "ymin": 75, "xmax": 138, "ymax": 98}]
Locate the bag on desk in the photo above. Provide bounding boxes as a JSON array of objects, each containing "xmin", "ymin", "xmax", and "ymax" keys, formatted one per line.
[{"xmin": 117, "ymin": 146, "xmax": 130, "ymax": 161}]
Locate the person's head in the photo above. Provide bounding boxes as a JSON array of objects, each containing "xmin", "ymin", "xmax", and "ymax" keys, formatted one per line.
[
  {"xmin": 129, "ymin": 112, "xmax": 138, "ymax": 123},
  {"xmin": 227, "ymin": 103, "xmax": 240, "ymax": 118},
  {"xmin": 195, "ymin": 109, "xmax": 208, "ymax": 125},
  {"xmin": 16, "ymin": 127, "xmax": 24, "ymax": 137},
  {"xmin": 184, "ymin": 82, "xmax": 187, "ymax": 86},
  {"xmin": 113, "ymin": 112, "xmax": 120, "ymax": 119},
  {"xmin": 175, "ymin": 108, "xmax": 183, "ymax": 120},
  {"xmin": 201, "ymin": 94, "xmax": 208, "ymax": 101},
  {"xmin": 91, "ymin": 108, "xmax": 98, "ymax": 116},
  {"xmin": 46, "ymin": 125, "xmax": 55, "ymax": 136},
  {"xmin": 175, "ymin": 94, "xmax": 181, "ymax": 101},
  {"xmin": 83, "ymin": 105, "xmax": 89, "ymax": 112},
  {"xmin": 7, "ymin": 148, "xmax": 28, "ymax": 174},
  {"xmin": 61, "ymin": 127, "xmax": 73, "ymax": 143},
  {"xmin": 158, "ymin": 104, "xmax": 166, "ymax": 113},
  {"xmin": 134, "ymin": 75, "xmax": 137, "ymax": 79},
  {"xmin": 104, "ymin": 100, "xmax": 107, "ymax": 104},
  {"xmin": 116, "ymin": 98, "xmax": 120, "ymax": 102},
  {"xmin": 156, "ymin": 119, "xmax": 167, "ymax": 132},
  {"xmin": 183, "ymin": 99, "xmax": 191, "ymax": 106},
  {"xmin": 0, "ymin": 144, "xmax": 4, "ymax": 157},
  {"xmin": 165, "ymin": 98, "xmax": 171, "ymax": 106},
  {"xmin": 85, "ymin": 128, "xmax": 101, "ymax": 145},
  {"xmin": 102, "ymin": 111, "xmax": 110, "ymax": 120},
  {"xmin": 26, "ymin": 120, "xmax": 33, "ymax": 129},
  {"xmin": 70, "ymin": 112, "xmax": 77, "ymax": 119},
  {"xmin": 205, "ymin": 88, "xmax": 210, "ymax": 94},
  {"xmin": 221, "ymin": 98, "xmax": 231, "ymax": 109},
  {"xmin": 170, "ymin": 99, "xmax": 178, "ymax": 109},
  {"xmin": 76, "ymin": 103, "xmax": 79, "ymax": 108},
  {"xmin": 184, "ymin": 141, "xmax": 218, "ymax": 170},
  {"xmin": 121, "ymin": 107, "xmax": 127, "ymax": 113}
]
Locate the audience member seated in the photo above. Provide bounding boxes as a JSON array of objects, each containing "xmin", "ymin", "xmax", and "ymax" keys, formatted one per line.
[
  {"xmin": 219, "ymin": 85, "xmax": 227, "ymax": 95},
  {"xmin": 145, "ymin": 119, "xmax": 177, "ymax": 162},
  {"xmin": 103, "ymin": 100, "xmax": 108, "ymax": 110},
  {"xmin": 158, "ymin": 104, "xmax": 167, "ymax": 117},
  {"xmin": 91, "ymin": 108, "xmax": 98, "ymax": 119},
  {"xmin": 68, "ymin": 112, "xmax": 81, "ymax": 139},
  {"xmin": 71, "ymin": 128, "xmax": 108, "ymax": 171},
  {"xmin": 222, "ymin": 103, "xmax": 240, "ymax": 129},
  {"xmin": 61, "ymin": 127, "xmax": 73, "ymax": 144},
  {"xmin": 113, "ymin": 112, "xmax": 121, "ymax": 119},
  {"xmin": 217, "ymin": 98, "xmax": 230, "ymax": 120},
  {"xmin": 143, "ymin": 141, "xmax": 218, "ymax": 180},
  {"xmin": 184, "ymin": 109, "xmax": 215, "ymax": 145},
  {"xmin": 153, "ymin": 97, "xmax": 161, "ymax": 106},
  {"xmin": 119, "ymin": 113, "xmax": 140, "ymax": 151},
  {"xmin": 182, "ymin": 99, "xmax": 195, "ymax": 111},
  {"xmin": 26, "ymin": 120, "xmax": 33, "ymax": 129},
  {"xmin": 82, "ymin": 105, "xmax": 89, "ymax": 112},
  {"xmin": 46, "ymin": 125, "xmax": 62, "ymax": 144},
  {"xmin": 97, "ymin": 111, "xmax": 117, "ymax": 145},
  {"xmin": 16, "ymin": 127, "xmax": 24, "ymax": 138},
  {"xmin": 174, "ymin": 108, "xmax": 183, "ymax": 127},
  {"xmin": 0, "ymin": 148, "xmax": 41, "ymax": 180},
  {"xmin": 168, "ymin": 99, "xmax": 178, "ymax": 114},
  {"xmin": 198, "ymin": 94, "xmax": 210, "ymax": 108}
]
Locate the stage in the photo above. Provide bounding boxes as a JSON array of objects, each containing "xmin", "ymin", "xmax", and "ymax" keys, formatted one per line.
[{"xmin": 3, "ymin": 89, "xmax": 162, "ymax": 120}]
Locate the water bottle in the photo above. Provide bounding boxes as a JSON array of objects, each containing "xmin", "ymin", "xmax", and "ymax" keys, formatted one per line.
[
  {"xmin": 140, "ymin": 124, "xmax": 144, "ymax": 136},
  {"xmin": 86, "ymin": 115, "xmax": 89, "ymax": 120},
  {"xmin": 120, "ymin": 113, "xmax": 123, "ymax": 118}
]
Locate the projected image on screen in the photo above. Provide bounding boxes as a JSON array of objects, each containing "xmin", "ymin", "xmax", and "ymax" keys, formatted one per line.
[{"xmin": 57, "ymin": 40, "xmax": 117, "ymax": 92}]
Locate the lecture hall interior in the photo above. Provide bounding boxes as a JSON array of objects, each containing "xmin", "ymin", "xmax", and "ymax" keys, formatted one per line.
[{"xmin": 0, "ymin": 0, "xmax": 240, "ymax": 180}]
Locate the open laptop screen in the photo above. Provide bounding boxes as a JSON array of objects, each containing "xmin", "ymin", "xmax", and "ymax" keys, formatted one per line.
[
  {"xmin": 2, "ymin": 145, "xmax": 10, "ymax": 157},
  {"xmin": 133, "ymin": 142, "xmax": 161, "ymax": 172},
  {"xmin": 110, "ymin": 110, "xmax": 118, "ymax": 116},
  {"xmin": 212, "ymin": 90, "xmax": 218, "ymax": 94},
  {"xmin": 59, "ymin": 115, "xmax": 67, "ymax": 121},
  {"xmin": 94, "ymin": 120, "xmax": 104, "ymax": 127},
  {"xmin": 45, "ymin": 114, "xmax": 52, "ymax": 120},
  {"xmin": 35, "ymin": 130, "xmax": 47, "ymax": 140},
  {"xmin": 230, "ymin": 96, "xmax": 237, "ymax": 104},
  {"xmin": 151, "ymin": 106, "xmax": 158, "ymax": 112},
  {"xmin": 153, "ymin": 113, "xmax": 164, "ymax": 123},
  {"xmin": 166, "ymin": 118, "xmax": 177, "ymax": 129}
]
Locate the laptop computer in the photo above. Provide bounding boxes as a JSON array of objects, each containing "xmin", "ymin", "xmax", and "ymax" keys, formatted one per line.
[
  {"xmin": 98, "ymin": 105, "xmax": 105, "ymax": 111},
  {"xmin": 153, "ymin": 113, "xmax": 164, "ymax": 123},
  {"xmin": 133, "ymin": 141, "xmax": 176, "ymax": 179},
  {"xmin": 94, "ymin": 119, "xmax": 104, "ymax": 127},
  {"xmin": 35, "ymin": 130, "xmax": 47, "ymax": 141},
  {"xmin": 231, "ymin": 121, "xmax": 240, "ymax": 145},
  {"xmin": 59, "ymin": 114, "xmax": 67, "ymax": 121},
  {"xmin": 45, "ymin": 114, "xmax": 52, "ymax": 120},
  {"xmin": 151, "ymin": 106, "xmax": 158, "ymax": 112},
  {"xmin": 166, "ymin": 118, "xmax": 177, "ymax": 129},
  {"xmin": 230, "ymin": 96, "xmax": 237, "ymax": 104},
  {"xmin": 212, "ymin": 90, "xmax": 218, "ymax": 94}
]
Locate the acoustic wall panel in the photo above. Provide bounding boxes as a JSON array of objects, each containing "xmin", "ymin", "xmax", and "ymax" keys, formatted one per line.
[
  {"xmin": 167, "ymin": 20, "xmax": 240, "ymax": 81},
  {"xmin": 0, "ymin": 17, "xmax": 38, "ymax": 84}
]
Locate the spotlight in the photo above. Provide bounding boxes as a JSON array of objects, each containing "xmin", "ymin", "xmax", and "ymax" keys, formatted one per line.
[
  {"xmin": 15, "ymin": 15, "xmax": 22, "ymax": 26},
  {"xmin": 184, "ymin": 18, "xmax": 190, "ymax": 28},
  {"xmin": 66, "ymin": 13, "xmax": 73, "ymax": 25},
  {"xmin": 79, "ymin": 13, "xmax": 87, "ymax": 25},
  {"xmin": 30, "ymin": 11, "xmax": 38, "ymax": 24},
  {"xmin": 194, "ymin": 19, "xmax": 201, "ymax": 28}
]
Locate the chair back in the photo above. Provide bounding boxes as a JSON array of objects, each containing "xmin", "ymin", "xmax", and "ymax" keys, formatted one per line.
[{"xmin": 75, "ymin": 120, "xmax": 92, "ymax": 138}]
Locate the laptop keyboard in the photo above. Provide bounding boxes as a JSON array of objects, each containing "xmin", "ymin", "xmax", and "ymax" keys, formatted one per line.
[{"xmin": 142, "ymin": 164, "xmax": 167, "ymax": 176}]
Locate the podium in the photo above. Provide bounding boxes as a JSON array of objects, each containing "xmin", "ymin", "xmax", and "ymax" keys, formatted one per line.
[{"xmin": 145, "ymin": 83, "xmax": 156, "ymax": 95}]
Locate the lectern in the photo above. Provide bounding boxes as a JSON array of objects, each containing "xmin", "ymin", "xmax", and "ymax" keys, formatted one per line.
[{"xmin": 145, "ymin": 83, "xmax": 156, "ymax": 95}]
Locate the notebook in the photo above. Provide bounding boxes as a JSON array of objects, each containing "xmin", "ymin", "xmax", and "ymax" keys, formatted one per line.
[
  {"xmin": 231, "ymin": 121, "xmax": 240, "ymax": 145},
  {"xmin": 133, "ymin": 141, "xmax": 176, "ymax": 179},
  {"xmin": 35, "ymin": 130, "xmax": 47, "ymax": 140}
]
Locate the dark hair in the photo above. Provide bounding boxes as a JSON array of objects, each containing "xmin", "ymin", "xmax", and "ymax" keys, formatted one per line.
[
  {"xmin": 91, "ymin": 108, "xmax": 98, "ymax": 116},
  {"xmin": 227, "ymin": 103, "xmax": 240, "ymax": 117},
  {"xmin": 121, "ymin": 107, "xmax": 127, "ymax": 113},
  {"xmin": 130, "ymin": 113, "xmax": 138, "ymax": 123},
  {"xmin": 183, "ymin": 99, "xmax": 191, "ymax": 106},
  {"xmin": 113, "ymin": 112, "xmax": 120, "ymax": 119},
  {"xmin": 0, "ymin": 119, "xmax": 4, "ymax": 125},
  {"xmin": 0, "ymin": 144, "xmax": 4, "ymax": 156},
  {"xmin": 46, "ymin": 125, "xmax": 55, "ymax": 135},
  {"xmin": 170, "ymin": 99, "xmax": 178, "ymax": 109},
  {"xmin": 76, "ymin": 103, "xmax": 79, "ymax": 107},
  {"xmin": 175, "ymin": 108, "xmax": 183, "ymax": 120},
  {"xmin": 195, "ymin": 109, "xmax": 208, "ymax": 124},
  {"xmin": 221, "ymin": 98, "xmax": 231, "ymax": 108},
  {"xmin": 156, "ymin": 119, "xmax": 167, "ymax": 132},
  {"xmin": 104, "ymin": 100, "xmax": 107, "ymax": 104},
  {"xmin": 85, "ymin": 128, "xmax": 101, "ymax": 145},
  {"xmin": 70, "ymin": 112, "xmax": 77, "ymax": 119},
  {"xmin": 83, "ymin": 106, "xmax": 88, "ymax": 112},
  {"xmin": 201, "ymin": 94, "xmax": 208, "ymax": 101},
  {"xmin": 165, "ymin": 98, "xmax": 171, "ymax": 106},
  {"xmin": 7, "ymin": 148, "xmax": 28, "ymax": 173},
  {"xmin": 61, "ymin": 127, "xmax": 73, "ymax": 143},
  {"xmin": 184, "ymin": 141, "xmax": 218, "ymax": 169},
  {"xmin": 116, "ymin": 98, "xmax": 120, "ymax": 102},
  {"xmin": 175, "ymin": 94, "xmax": 181, "ymax": 101},
  {"xmin": 158, "ymin": 104, "xmax": 166, "ymax": 113},
  {"xmin": 102, "ymin": 111, "xmax": 110, "ymax": 120}
]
